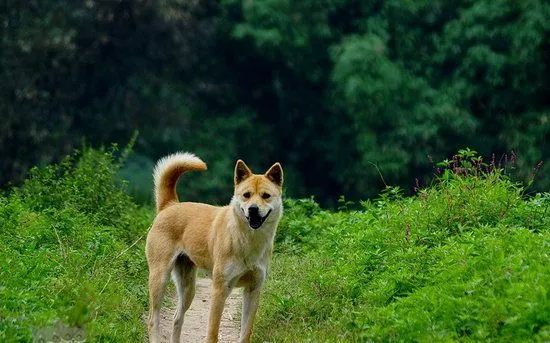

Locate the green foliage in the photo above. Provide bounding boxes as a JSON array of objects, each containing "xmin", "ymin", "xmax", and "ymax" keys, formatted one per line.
[
  {"xmin": 256, "ymin": 154, "xmax": 550, "ymax": 342},
  {"xmin": 0, "ymin": 148, "xmax": 152, "ymax": 342},
  {"xmin": 221, "ymin": 0, "xmax": 550, "ymax": 203},
  {"xmin": 0, "ymin": 0, "xmax": 222, "ymax": 187},
  {"xmin": 18, "ymin": 147, "xmax": 136, "ymax": 227},
  {"xmin": 275, "ymin": 198, "xmax": 325, "ymax": 252},
  {"xmin": 330, "ymin": 33, "xmax": 477, "ymax": 196},
  {"xmin": 1, "ymin": 146, "xmax": 548, "ymax": 341},
  {"xmin": 2, "ymin": 0, "xmax": 549, "ymax": 206}
]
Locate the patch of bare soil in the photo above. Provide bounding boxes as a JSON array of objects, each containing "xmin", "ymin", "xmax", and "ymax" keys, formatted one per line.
[{"xmin": 156, "ymin": 278, "xmax": 242, "ymax": 343}]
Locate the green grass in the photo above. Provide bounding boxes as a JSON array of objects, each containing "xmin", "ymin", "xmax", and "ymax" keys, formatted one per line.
[
  {"xmin": 1, "ymin": 148, "xmax": 548, "ymax": 342},
  {"xmin": 255, "ymin": 153, "xmax": 550, "ymax": 342},
  {"xmin": 0, "ymin": 147, "xmax": 153, "ymax": 342}
]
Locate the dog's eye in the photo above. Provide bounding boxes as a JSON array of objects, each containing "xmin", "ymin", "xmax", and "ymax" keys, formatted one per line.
[
  {"xmin": 262, "ymin": 193, "xmax": 271, "ymax": 199},
  {"xmin": 243, "ymin": 192, "xmax": 251, "ymax": 199}
]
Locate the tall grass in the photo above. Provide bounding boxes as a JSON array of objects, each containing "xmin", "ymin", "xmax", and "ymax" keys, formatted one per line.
[
  {"xmin": 1, "ymin": 148, "xmax": 547, "ymax": 342},
  {"xmin": 256, "ymin": 151, "xmax": 549, "ymax": 342},
  {"xmin": 0, "ymin": 147, "xmax": 153, "ymax": 342}
]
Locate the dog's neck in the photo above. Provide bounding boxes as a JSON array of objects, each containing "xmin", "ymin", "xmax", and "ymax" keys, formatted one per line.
[{"xmin": 226, "ymin": 203, "xmax": 279, "ymax": 271}]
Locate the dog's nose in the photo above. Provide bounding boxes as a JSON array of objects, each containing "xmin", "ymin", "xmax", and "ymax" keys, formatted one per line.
[{"xmin": 248, "ymin": 204, "xmax": 259, "ymax": 215}]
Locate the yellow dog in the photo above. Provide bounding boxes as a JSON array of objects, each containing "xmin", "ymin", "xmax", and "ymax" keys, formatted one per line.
[{"xmin": 146, "ymin": 152, "xmax": 283, "ymax": 343}]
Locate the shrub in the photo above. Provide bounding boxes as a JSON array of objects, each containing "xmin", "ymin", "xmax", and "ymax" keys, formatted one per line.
[
  {"xmin": 256, "ymin": 151, "xmax": 550, "ymax": 342},
  {"xmin": 0, "ymin": 147, "xmax": 152, "ymax": 342}
]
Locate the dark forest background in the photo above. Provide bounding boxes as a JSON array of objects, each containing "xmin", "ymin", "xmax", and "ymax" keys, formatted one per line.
[{"xmin": 1, "ymin": 0, "xmax": 549, "ymax": 206}]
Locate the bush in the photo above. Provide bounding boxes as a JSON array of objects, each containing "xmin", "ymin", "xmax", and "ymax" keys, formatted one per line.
[
  {"xmin": 0, "ymin": 147, "xmax": 152, "ymax": 342},
  {"xmin": 256, "ymin": 151, "xmax": 550, "ymax": 342}
]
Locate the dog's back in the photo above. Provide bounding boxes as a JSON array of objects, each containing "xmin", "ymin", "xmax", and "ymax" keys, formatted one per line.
[{"xmin": 148, "ymin": 201, "xmax": 225, "ymax": 270}]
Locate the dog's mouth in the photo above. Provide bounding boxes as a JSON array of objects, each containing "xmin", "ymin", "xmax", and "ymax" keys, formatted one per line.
[{"xmin": 245, "ymin": 209, "xmax": 272, "ymax": 230}]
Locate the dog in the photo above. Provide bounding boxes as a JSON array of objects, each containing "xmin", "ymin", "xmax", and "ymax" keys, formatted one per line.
[{"xmin": 146, "ymin": 152, "xmax": 284, "ymax": 343}]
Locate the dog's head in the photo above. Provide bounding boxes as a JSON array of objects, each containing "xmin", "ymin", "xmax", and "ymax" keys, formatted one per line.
[{"xmin": 232, "ymin": 160, "xmax": 283, "ymax": 230}]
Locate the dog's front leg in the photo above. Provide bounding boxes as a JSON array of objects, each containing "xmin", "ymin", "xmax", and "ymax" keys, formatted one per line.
[
  {"xmin": 206, "ymin": 278, "xmax": 231, "ymax": 343},
  {"xmin": 239, "ymin": 270, "xmax": 265, "ymax": 343},
  {"xmin": 239, "ymin": 284, "xmax": 262, "ymax": 343}
]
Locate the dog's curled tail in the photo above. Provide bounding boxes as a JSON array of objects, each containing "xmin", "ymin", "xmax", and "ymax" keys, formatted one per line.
[{"xmin": 153, "ymin": 152, "xmax": 207, "ymax": 213}]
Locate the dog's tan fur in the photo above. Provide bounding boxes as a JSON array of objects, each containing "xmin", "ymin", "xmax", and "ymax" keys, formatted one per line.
[{"xmin": 146, "ymin": 152, "xmax": 283, "ymax": 343}]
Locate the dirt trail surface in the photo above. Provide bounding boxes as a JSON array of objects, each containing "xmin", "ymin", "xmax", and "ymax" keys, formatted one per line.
[{"xmin": 157, "ymin": 278, "xmax": 242, "ymax": 343}]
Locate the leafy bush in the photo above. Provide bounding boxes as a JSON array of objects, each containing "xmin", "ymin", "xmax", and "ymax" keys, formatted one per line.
[
  {"xmin": 256, "ymin": 152, "xmax": 550, "ymax": 342},
  {"xmin": 17, "ymin": 147, "xmax": 138, "ymax": 228},
  {"xmin": 2, "ymin": 147, "xmax": 547, "ymax": 342},
  {"xmin": 275, "ymin": 198, "xmax": 324, "ymax": 252},
  {"xmin": 0, "ymin": 147, "xmax": 152, "ymax": 342}
]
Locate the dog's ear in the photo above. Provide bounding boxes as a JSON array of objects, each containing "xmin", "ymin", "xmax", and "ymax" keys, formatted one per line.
[
  {"xmin": 265, "ymin": 162, "xmax": 283, "ymax": 187},
  {"xmin": 235, "ymin": 160, "xmax": 253, "ymax": 185}
]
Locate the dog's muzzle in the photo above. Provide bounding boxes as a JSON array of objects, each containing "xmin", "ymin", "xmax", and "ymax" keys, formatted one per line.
[{"xmin": 245, "ymin": 205, "xmax": 272, "ymax": 230}]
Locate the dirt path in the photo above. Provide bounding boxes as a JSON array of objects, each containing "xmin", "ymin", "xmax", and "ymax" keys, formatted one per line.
[{"xmin": 156, "ymin": 278, "xmax": 242, "ymax": 343}]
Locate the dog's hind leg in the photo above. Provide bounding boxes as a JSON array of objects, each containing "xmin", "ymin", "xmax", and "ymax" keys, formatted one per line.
[
  {"xmin": 171, "ymin": 255, "xmax": 197, "ymax": 343},
  {"xmin": 147, "ymin": 256, "xmax": 174, "ymax": 343}
]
